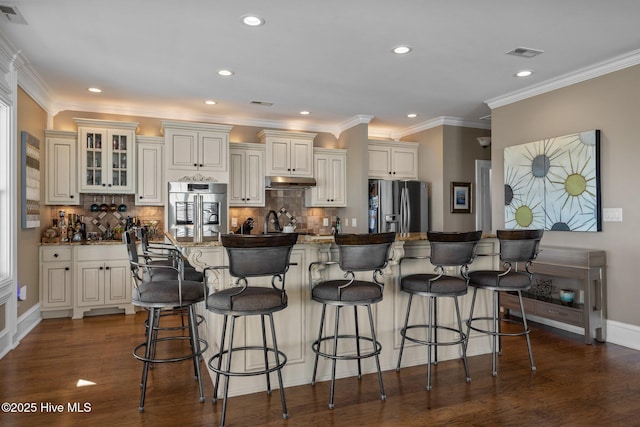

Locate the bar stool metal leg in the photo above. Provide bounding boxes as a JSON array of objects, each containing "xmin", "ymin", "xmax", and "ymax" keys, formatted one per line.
[
  {"xmin": 268, "ymin": 313, "xmax": 288, "ymax": 420},
  {"xmin": 367, "ymin": 304, "xmax": 386, "ymax": 401},
  {"xmin": 220, "ymin": 315, "xmax": 237, "ymax": 427},
  {"xmin": 261, "ymin": 314, "xmax": 272, "ymax": 394},
  {"xmin": 311, "ymin": 304, "xmax": 327, "ymax": 385},
  {"xmin": 212, "ymin": 315, "xmax": 228, "ymax": 403},
  {"xmin": 139, "ymin": 307, "xmax": 158, "ymax": 412},
  {"xmin": 354, "ymin": 306, "xmax": 362, "ymax": 379},
  {"xmin": 396, "ymin": 294, "xmax": 413, "ymax": 371},
  {"xmin": 187, "ymin": 305, "xmax": 205, "ymax": 402},
  {"xmin": 518, "ymin": 291, "xmax": 536, "ymax": 371},
  {"xmin": 454, "ymin": 296, "xmax": 471, "ymax": 382},
  {"xmin": 329, "ymin": 305, "xmax": 341, "ymax": 409}
]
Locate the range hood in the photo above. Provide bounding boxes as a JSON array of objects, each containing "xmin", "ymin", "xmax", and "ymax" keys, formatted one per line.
[{"xmin": 265, "ymin": 176, "xmax": 316, "ymax": 190}]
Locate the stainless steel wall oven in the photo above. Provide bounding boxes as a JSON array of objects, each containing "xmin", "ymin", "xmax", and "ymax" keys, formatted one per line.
[{"xmin": 168, "ymin": 181, "xmax": 227, "ymax": 242}]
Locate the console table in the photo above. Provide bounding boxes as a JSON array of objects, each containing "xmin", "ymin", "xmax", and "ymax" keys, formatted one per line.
[{"xmin": 500, "ymin": 246, "xmax": 606, "ymax": 344}]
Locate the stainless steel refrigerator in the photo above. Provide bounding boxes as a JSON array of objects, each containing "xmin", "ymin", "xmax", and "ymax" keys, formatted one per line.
[
  {"xmin": 168, "ymin": 181, "xmax": 227, "ymax": 242},
  {"xmin": 368, "ymin": 180, "xmax": 429, "ymax": 233}
]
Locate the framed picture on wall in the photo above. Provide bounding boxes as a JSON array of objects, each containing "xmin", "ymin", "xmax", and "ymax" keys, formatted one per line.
[{"xmin": 451, "ymin": 182, "xmax": 471, "ymax": 214}]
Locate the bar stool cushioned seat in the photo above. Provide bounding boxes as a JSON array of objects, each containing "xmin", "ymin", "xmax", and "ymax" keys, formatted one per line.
[
  {"xmin": 308, "ymin": 232, "xmax": 395, "ymax": 409},
  {"xmin": 204, "ymin": 233, "xmax": 297, "ymax": 427}
]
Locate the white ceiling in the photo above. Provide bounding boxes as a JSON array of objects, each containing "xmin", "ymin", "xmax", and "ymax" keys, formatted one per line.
[{"xmin": 2, "ymin": 0, "xmax": 640, "ymax": 138}]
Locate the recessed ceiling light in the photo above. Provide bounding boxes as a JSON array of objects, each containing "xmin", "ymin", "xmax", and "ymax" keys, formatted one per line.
[
  {"xmin": 393, "ymin": 45, "xmax": 412, "ymax": 54},
  {"xmin": 217, "ymin": 69, "xmax": 234, "ymax": 77},
  {"xmin": 300, "ymin": 111, "xmax": 310, "ymax": 115},
  {"xmin": 88, "ymin": 87, "xmax": 102, "ymax": 93},
  {"xmin": 204, "ymin": 100, "xmax": 217, "ymax": 105},
  {"xmin": 407, "ymin": 113, "xmax": 417, "ymax": 118},
  {"xmin": 515, "ymin": 70, "xmax": 533, "ymax": 77},
  {"xmin": 242, "ymin": 15, "xmax": 265, "ymax": 26}
]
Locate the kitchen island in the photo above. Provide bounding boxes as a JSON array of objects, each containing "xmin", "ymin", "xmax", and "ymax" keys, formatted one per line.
[{"xmin": 171, "ymin": 233, "xmax": 499, "ymax": 398}]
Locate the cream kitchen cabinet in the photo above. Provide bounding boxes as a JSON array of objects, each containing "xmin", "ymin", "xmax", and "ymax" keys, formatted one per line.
[
  {"xmin": 40, "ymin": 246, "xmax": 73, "ymax": 312},
  {"xmin": 75, "ymin": 118, "xmax": 138, "ymax": 193},
  {"xmin": 368, "ymin": 140, "xmax": 418, "ymax": 180},
  {"xmin": 40, "ymin": 244, "xmax": 135, "ymax": 319},
  {"xmin": 229, "ymin": 143, "xmax": 265, "ymax": 207},
  {"xmin": 45, "ymin": 130, "xmax": 79, "ymax": 205},
  {"xmin": 258, "ymin": 129, "xmax": 315, "ymax": 177},
  {"xmin": 305, "ymin": 148, "xmax": 347, "ymax": 207},
  {"xmin": 136, "ymin": 136, "xmax": 164, "ymax": 206},
  {"xmin": 162, "ymin": 121, "xmax": 232, "ymax": 178},
  {"xmin": 73, "ymin": 244, "xmax": 134, "ymax": 319}
]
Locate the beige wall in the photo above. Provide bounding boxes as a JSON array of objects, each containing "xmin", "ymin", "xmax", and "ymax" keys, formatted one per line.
[
  {"xmin": 339, "ymin": 123, "xmax": 369, "ymax": 232},
  {"xmin": 491, "ymin": 64, "xmax": 640, "ymax": 327},
  {"xmin": 17, "ymin": 87, "xmax": 48, "ymax": 317},
  {"xmin": 404, "ymin": 125, "xmax": 490, "ymax": 232}
]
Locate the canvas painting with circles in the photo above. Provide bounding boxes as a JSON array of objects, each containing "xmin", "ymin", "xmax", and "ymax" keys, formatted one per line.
[{"xmin": 504, "ymin": 130, "xmax": 601, "ymax": 232}]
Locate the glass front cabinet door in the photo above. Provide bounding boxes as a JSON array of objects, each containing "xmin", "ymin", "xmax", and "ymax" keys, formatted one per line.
[{"xmin": 76, "ymin": 119, "xmax": 138, "ymax": 193}]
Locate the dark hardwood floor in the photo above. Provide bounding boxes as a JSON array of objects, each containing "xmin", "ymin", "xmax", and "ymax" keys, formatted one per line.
[{"xmin": 1, "ymin": 312, "xmax": 639, "ymax": 426}]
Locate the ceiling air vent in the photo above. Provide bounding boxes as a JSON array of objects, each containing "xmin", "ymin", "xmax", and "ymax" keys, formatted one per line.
[
  {"xmin": 506, "ymin": 47, "xmax": 543, "ymax": 58},
  {"xmin": 0, "ymin": 5, "xmax": 27, "ymax": 25},
  {"xmin": 250, "ymin": 101, "xmax": 273, "ymax": 106}
]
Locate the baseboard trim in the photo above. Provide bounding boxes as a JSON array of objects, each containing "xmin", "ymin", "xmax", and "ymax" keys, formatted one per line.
[
  {"xmin": 13, "ymin": 303, "xmax": 42, "ymax": 347},
  {"xmin": 606, "ymin": 319, "xmax": 640, "ymax": 351}
]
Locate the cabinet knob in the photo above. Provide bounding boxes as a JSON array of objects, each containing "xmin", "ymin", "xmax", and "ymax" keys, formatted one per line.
[
  {"xmin": 102, "ymin": 183, "xmax": 107, "ymax": 186},
  {"xmin": 65, "ymin": 267, "xmax": 69, "ymax": 271},
  {"xmin": 392, "ymin": 171, "xmax": 396, "ymax": 174},
  {"xmin": 194, "ymin": 163, "xmax": 197, "ymax": 166},
  {"xmin": 70, "ymin": 195, "xmax": 74, "ymax": 199},
  {"xmin": 54, "ymin": 253, "xmax": 59, "ymax": 258},
  {"xmin": 99, "ymin": 266, "xmax": 103, "ymax": 270},
  {"xmin": 139, "ymin": 196, "xmax": 143, "ymax": 199},
  {"xmin": 287, "ymin": 168, "xmax": 291, "ymax": 171},
  {"xmin": 105, "ymin": 266, "xmax": 110, "ymax": 270},
  {"xmin": 388, "ymin": 172, "xmax": 392, "ymax": 175},
  {"xmin": 199, "ymin": 164, "xmax": 204, "ymax": 167}
]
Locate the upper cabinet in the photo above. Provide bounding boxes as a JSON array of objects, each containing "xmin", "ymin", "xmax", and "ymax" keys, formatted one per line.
[
  {"xmin": 75, "ymin": 118, "xmax": 138, "ymax": 194},
  {"xmin": 136, "ymin": 136, "xmax": 164, "ymax": 206},
  {"xmin": 258, "ymin": 129, "xmax": 315, "ymax": 177},
  {"xmin": 305, "ymin": 148, "xmax": 347, "ymax": 207},
  {"xmin": 229, "ymin": 143, "xmax": 265, "ymax": 207},
  {"xmin": 368, "ymin": 140, "xmax": 418, "ymax": 180},
  {"xmin": 162, "ymin": 121, "xmax": 232, "ymax": 181},
  {"xmin": 45, "ymin": 130, "xmax": 79, "ymax": 205}
]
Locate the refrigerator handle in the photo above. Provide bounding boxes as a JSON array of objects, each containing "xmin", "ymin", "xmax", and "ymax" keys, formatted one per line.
[
  {"xmin": 400, "ymin": 187, "xmax": 407, "ymax": 233},
  {"xmin": 405, "ymin": 187, "xmax": 411, "ymax": 233}
]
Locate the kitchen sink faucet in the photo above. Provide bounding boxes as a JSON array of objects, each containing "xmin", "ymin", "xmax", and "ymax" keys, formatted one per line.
[{"xmin": 264, "ymin": 210, "xmax": 281, "ymax": 233}]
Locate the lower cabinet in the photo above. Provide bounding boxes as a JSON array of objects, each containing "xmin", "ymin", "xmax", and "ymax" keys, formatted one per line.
[{"xmin": 40, "ymin": 245, "xmax": 135, "ymax": 319}]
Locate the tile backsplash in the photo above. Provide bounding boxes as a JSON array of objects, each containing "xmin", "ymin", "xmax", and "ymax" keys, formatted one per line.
[
  {"xmin": 46, "ymin": 194, "xmax": 164, "ymax": 239},
  {"xmin": 229, "ymin": 190, "xmax": 338, "ymax": 235}
]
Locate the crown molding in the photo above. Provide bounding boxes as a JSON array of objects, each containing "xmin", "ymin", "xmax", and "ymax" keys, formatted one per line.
[
  {"xmin": 487, "ymin": 48, "xmax": 640, "ymax": 109},
  {"xmin": 14, "ymin": 52, "xmax": 53, "ymax": 113},
  {"xmin": 393, "ymin": 116, "xmax": 491, "ymax": 139}
]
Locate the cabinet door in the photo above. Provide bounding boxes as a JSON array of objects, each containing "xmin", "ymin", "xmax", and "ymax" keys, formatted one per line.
[
  {"xmin": 109, "ymin": 129, "xmax": 135, "ymax": 192},
  {"xmin": 104, "ymin": 260, "xmax": 131, "ymax": 304},
  {"xmin": 368, "ymin": 145, "xmax": 392, "ymax": 178},
  {"xmin": 328, "ymin": 155, "xmax": 346, "ymax": 205},
  {"xmin": 166, "ymin": 129, "xmax": 198, "ymax": 170},
  {"xmin": 45, "ymin": 134, "xmax": 79, "ymax": 205},
  {"xmin": 392, "ymin": 146, "xmax": 418, "ymax": 180},
  {"xmin": 244, "ymin": 149, "xmax": 265, "ymax": 206},
  {"xmin": 228, "ymin": 150, "xmax": 246, "ymax": 205},
  {"xmin": 136, "ymin": 142, "xmax": 163, "ymax": 205},
  {"xmin": 199, "ymin": 131, "xmax": 228, "ymax": 171},
  {"xmin": 266, "ymin": 138, "xmax": 291, "ymax": 176},
  {"xmin": 289, "ymin": 139, "xmax": 313, "ymax": 177},
  {"xmin": 76, "ymin": 262, "xmax": 105, "ymax": 306},
  {"xmin": 41, "ymin": 262, "xmax": 72, "ymax": 309},
  {"xmin": 79, "ymin": 127, "xmax": 107, "ymax": 192}
]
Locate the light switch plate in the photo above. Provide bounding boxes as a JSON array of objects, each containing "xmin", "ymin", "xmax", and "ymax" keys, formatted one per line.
[
  {"xmin": 352, "ymin": 217, "xmax": 357, "ymax": 227},
  {"xmin": 603, "ymin": 208, "xmax": 623, "ymax": 222},
  {"xmin": 231, "ymin": 217, "xmax": 238, "ymax": 227},
  {"xmin": 323, "ymin": 218, "xmax": 329, "ymax": 227}
]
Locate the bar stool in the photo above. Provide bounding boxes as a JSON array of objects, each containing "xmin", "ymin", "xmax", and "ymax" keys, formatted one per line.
[
  {"xmin": 123, "ymin": 230, "xmax": 208, "ymax": 412},
  {"xmin": 308, "ymin": 232, "xmax": 395, "ymax": 409},
  {"xmin": 138, "ymin": 226, "xmax": 203, "ymax": 282},
  {"xmin": 395, "ymin": 231, "xmax": 482, "ymax": 390},
  {"xmin": 466, "ymin": 229, "xmax": 543, "ymax": 376},
  {"xmin": 205, "ymin": 233, "xmax": 298, "ymax": 427}
]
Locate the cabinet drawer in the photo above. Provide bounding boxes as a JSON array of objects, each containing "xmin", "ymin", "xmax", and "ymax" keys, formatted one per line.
[
  {"xmin": 75, "ymin": 244, "xmax": 127, "ymax": 261},
  {"xmin": 500, "ymin": 292, "xmax": 536, "ymax": 313},
  {"xmin": 535, "ymin": 302, "xmax": 583, "ymax": 326},
  {"xmin": 41, "ymin": 246, "xmax": 72, "ymax": 262}
]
